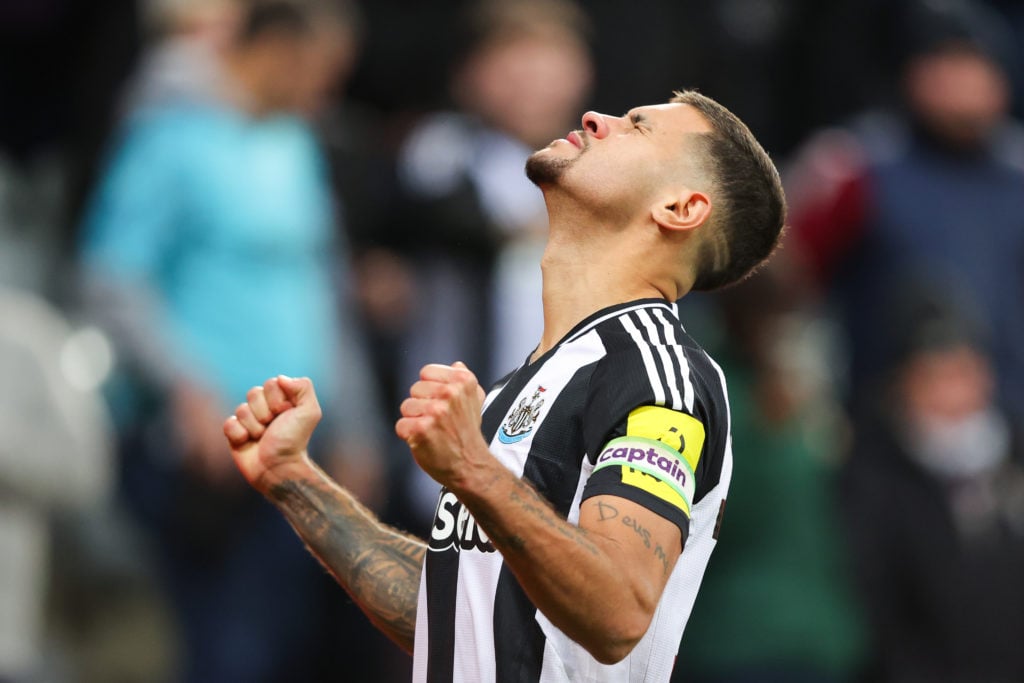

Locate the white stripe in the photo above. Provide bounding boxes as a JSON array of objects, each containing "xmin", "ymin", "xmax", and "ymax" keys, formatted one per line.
[
  {"xmin": 652, "ymin": 308, "xmax": 695, "ymax": 412},
  {"xmin": 620, "ymin": 314, "xmax": 665, "ymax": 406},
  {"xmin": 636, "ymin": 309, "xmax": 682, "ymax": 411},
  {"xmin": 564, "ymin": 301, "xmax": 673, "ymax": 345}
]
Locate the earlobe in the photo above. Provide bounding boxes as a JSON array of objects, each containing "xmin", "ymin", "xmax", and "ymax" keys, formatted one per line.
[{"xmin": 651, "ymin": 190, "xmax": 711, "ymax": 233}]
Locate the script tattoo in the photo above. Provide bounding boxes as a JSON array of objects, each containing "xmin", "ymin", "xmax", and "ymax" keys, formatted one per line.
[
  {"xmin": 596, "ymin": 500, "xmax": 619, "ymax": 521},
  {"xmin": 269, "ymin": 479, "xmax": 425, "ymax": 652},
  {"xmin": 595, "ymin": 500, "xmax": 672, "ymax": 576},
  {"xmin": 653, "ymin": 543, "xmax": 670, "ymax": 576}
]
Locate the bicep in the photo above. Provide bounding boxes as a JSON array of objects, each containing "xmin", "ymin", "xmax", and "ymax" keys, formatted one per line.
[{"xmin": 579, "ymin": 494, "xmax": 683, "ymax": 604}]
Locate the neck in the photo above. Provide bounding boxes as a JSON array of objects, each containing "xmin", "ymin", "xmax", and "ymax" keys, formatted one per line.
[{"xmin": 532, "ymin": 209, "xmax": 683, "ymax": 362}]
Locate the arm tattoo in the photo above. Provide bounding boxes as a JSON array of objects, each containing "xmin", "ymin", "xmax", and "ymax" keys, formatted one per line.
[
  {"xmin": 469, "ymin": 475, "xmax": 602, "ymax": 558},
  {"xmin": 595, "ymin": 500, "xmax": 672, "ymax": 576},
  {"xmin": 269, "ymin": 478, "xmax": 425, "ymax": 652}
]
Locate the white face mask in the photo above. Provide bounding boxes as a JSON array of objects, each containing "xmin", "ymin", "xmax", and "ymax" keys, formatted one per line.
[{"xmin": 904, "ymin": 407, "xmax": 1011, "ymax": 480}]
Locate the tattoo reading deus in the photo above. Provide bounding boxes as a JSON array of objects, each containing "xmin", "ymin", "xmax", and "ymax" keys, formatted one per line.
[{"xmin": 595, "ymin": 500, "xmax": 672, "ymax": 576}]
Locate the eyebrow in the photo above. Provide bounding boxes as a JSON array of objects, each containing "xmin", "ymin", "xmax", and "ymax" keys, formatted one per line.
[{"xmin": 625, "ymin": 110, "xmax": 651, "ymax": 127}]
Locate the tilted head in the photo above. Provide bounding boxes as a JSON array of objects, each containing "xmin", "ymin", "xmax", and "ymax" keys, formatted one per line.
[{"xmin": 526, "ymin": 90, "xmax": 786, "ymax": 292}]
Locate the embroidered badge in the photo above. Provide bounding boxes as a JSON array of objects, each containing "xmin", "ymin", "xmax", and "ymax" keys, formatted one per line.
[{"xmin": 498, "ymin": 386, "xmax": 546, "ymax": 444}]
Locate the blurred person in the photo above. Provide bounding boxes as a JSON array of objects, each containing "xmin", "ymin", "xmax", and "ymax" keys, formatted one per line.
[
  {"xmin": 77, "ymin": 1, "xmax": 387, "ymax": 681},
  {"xmin": 675, "ymin": 265, "xmax": 866, "ymax": 683},
  {"xmin": 0, "ymin": 287, "xmax": 113, "ymax": 682},
  {"xmin": 223, "ymin": 90, "xmax": 786, "ymax": 682},
  {"xmin": 841, "ymin": 287, "xmax": 1024, "ymax": 682},
  {"xmin": 120, "ymin": 0, "xmax": 241, "ymax": 115},
  {"xmin": 385, "ymin": 0, "xmax": 594, "ymax": 526},
  {"xmin": 785, "ymin": 0, "xmax": 1024, "ymax": 420}
]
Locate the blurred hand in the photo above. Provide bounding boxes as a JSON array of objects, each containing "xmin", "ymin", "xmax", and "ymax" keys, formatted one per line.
[
  {"xmin": 223, "ymin": 375, "xmax": 322, "ymax": 494},
  {"xmin": 174, "ymin": 381, "xmax": 238, "ymax": 486},
  {"xmin": 395, "ymin": 362, "xmax": 489, "ymax": 488}
]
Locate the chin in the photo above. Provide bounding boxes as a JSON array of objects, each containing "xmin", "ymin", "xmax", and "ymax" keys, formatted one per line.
[{"xmin": 525, "ymin": 148, "xmax": 575, "ymax": 187}]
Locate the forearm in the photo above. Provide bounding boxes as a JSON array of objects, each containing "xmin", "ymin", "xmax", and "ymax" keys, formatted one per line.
[
  {"xmin": 265, "ymin": 460, "xmax": 425, "ymax": 652},
  {"xmin": 451, "ymin": 460, "xmax": 657, "ymax": 663}
]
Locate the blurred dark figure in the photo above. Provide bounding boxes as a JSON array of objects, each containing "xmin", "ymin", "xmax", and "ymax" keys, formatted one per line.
[
  {"xmin": 842, "ymin": 287, "xmax": 1024, "ymax": 683},
  {"xmin": 77, "ymin": 2, "xmax": 387, "ymax": 681},
  {"xmin": 370, "ymin": 0, "xmax": 594, "ymax": 530},
  {"xmin": 675, "ymin": 265, "xmax": 866, "ymax": 683},
  {"xmin": 786, "ymin": 0, "xmax": 1024, "ymax": 420}
]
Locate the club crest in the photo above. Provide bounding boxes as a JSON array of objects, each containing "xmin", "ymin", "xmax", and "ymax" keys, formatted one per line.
[{"xmin": 498, "ymin": 386, "xmax": 546, "ymax": 444}]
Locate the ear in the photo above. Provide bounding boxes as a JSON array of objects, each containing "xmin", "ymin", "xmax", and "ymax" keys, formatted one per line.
[{"xmin": 650, "ymin": 189, "xmax": 712, "ymax": 233}]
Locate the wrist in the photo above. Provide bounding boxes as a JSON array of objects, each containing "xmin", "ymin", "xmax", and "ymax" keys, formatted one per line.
[
  {"xmin": 256, "ymin": 452, "xmax": 320, "ymax": 499},
  {"xmin": 448, "ymin": 444, "xmax": 505, "ymax": 502}
]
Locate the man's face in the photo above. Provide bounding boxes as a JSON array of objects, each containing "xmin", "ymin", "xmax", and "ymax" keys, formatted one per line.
[
  {"xmin": 525, "ymin": 102, "xmax": 712, "ymax": 216},
  {"xmin": 904, "ymin": 46, "xmax": 1009, "ymax": 148},
  {"xmin": 458, "ymin": 31, "xmax": 593, "ymax": 148}
]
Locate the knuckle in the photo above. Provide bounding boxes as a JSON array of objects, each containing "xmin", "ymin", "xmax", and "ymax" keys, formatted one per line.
[{"xmin": 246, "ymin": 386, "xmax": 262, "ymax": 401}]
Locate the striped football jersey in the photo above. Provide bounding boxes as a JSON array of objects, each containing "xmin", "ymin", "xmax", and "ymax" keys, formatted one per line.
[{"xmin": 412, "ymin": 298, "xmax": 733, "ymax": 682}]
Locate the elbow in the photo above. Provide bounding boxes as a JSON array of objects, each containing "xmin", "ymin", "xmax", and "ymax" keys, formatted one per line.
[{"xmin": 584, "ymin": 612, "xmax": 652, "ymax": 665}]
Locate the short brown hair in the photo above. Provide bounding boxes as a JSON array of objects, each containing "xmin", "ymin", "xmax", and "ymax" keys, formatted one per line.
[{"xmin": 670, "ymin": 90, "xmax": 786, "ymax": 291}]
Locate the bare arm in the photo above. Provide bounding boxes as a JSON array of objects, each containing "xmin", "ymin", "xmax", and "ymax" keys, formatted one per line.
[
  {"xmin": 224, "ymin": 376, "xmax": 425, "ymax": 653},
  {"xmin": 456, "ymin": 465, "xmax": 681, "ymax": 663},
  {"xmin": 396, "ymin": 364, "xmax": 682, "ymax": 664}
]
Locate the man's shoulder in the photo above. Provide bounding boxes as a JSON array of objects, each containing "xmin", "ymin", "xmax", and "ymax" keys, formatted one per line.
[{"xmin": 588, "ymin": 300, "xmax": 717, "ymax": 392}]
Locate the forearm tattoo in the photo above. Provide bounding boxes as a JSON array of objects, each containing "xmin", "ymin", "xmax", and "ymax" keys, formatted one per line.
[
  {"xmin": 470, "ymin": 473, "xmax": 601, "ymax": 559},
  {"xmin": 269, "ymin": 478, "xmax": 426, "ymax": 652}
]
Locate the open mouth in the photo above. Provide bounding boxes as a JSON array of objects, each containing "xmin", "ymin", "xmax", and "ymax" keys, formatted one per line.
[{"xmin": 566, "ymin": 131, "xmax": 584, "ymax": 149}]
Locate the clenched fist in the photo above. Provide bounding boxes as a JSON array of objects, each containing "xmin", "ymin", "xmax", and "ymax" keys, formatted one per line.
[
  {"xmin": 223, "ymin": 375, "xmax": 322, "ymax": 494},
  {"xmin": 395, "ymin": 362, "xmax": 491, "ymax": 489}
]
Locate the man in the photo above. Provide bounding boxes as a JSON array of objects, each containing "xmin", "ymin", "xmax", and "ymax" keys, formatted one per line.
[{"xmin": 224, "ymin": 91, "xmax": 785, "ymax": 681}]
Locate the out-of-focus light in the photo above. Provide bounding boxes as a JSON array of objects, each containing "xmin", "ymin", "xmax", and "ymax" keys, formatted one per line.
[{"xmin": 60, "ymin": 326, "xmax": 114, "ymax": 391}]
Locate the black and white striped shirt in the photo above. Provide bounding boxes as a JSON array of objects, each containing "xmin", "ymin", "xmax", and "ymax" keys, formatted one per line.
[{"xmin": 413, "ymin": 299, "xmax": 733, "ymax": 682}]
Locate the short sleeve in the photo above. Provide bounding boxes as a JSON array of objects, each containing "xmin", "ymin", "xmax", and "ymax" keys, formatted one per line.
[
  {"xmin": 580, "ymin": 345, "xmax": 712, "ymax": 544},
  {"xmin": 80, "ymin": 113, "xmax": 184, "ymax": 277}
]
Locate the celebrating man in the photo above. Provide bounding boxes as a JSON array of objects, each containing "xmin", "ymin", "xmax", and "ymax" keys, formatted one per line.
[{"xmin": 224, "ymin": 90, "xmax": 785, "ymax": 682}]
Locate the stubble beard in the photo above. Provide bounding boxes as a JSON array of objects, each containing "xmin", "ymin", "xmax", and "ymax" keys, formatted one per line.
[{"xmin": 525, "ymin": 148, "xmax": 579, "ymax": 187}]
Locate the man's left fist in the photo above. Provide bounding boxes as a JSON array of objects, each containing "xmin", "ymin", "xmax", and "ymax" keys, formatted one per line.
[{"xmin": 396, "ymin": 362, "xmax": 489, "ymax": 488}]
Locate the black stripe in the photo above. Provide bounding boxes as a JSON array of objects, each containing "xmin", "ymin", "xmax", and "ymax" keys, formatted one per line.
[
  {"xmin": 582, "ymin": 321, "xmax": 658, "ymax": 461},
  {"xmin": 493, "ymin": 365, "xmax": 596, "ymax": 683},
  {"xmin": 424, "ymin": 516, "xmax": 460, "ymax": 682},
  {"xmin": 424, "ymin": 360, "xmax": 556, "ymax": 682},
  {"xmin": 646, "ymin": 308, "xmax": 685, "ymax": 411},
  {"xmin": 628, "ymin": 311, "xmax": 671, "ymax": 403}
]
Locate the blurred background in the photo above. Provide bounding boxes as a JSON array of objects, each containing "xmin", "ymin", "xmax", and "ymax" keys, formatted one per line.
[{"xmin": 2, "ymin": 0, "xmax": 1024, "ymax": 681}]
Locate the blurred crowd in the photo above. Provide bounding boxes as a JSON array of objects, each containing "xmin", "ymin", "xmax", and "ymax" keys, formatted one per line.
[{"xmin": 1, "ymin": 0, "xmax": 1024, "ymax": 681}]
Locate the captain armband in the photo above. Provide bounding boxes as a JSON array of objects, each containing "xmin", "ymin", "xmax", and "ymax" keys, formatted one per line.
[{"xmin": 592, "ymin": 405, "xmax": 706, "ymax": 518}]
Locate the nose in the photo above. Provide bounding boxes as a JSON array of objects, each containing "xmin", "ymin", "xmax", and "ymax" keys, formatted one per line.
[{"xmin": 581, "ymin": 111, "xmax": 612, "ymax": 139}]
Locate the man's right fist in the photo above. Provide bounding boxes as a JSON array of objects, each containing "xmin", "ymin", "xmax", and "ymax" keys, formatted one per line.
[{"xmin": 223, "ymin": 375, "xmax": 322, "ymax": 493}]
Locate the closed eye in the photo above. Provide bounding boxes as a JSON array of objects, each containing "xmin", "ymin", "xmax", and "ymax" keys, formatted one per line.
[{"xmin": 630, "ymin": 112, "xmax": 649, "ymax": 133}]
